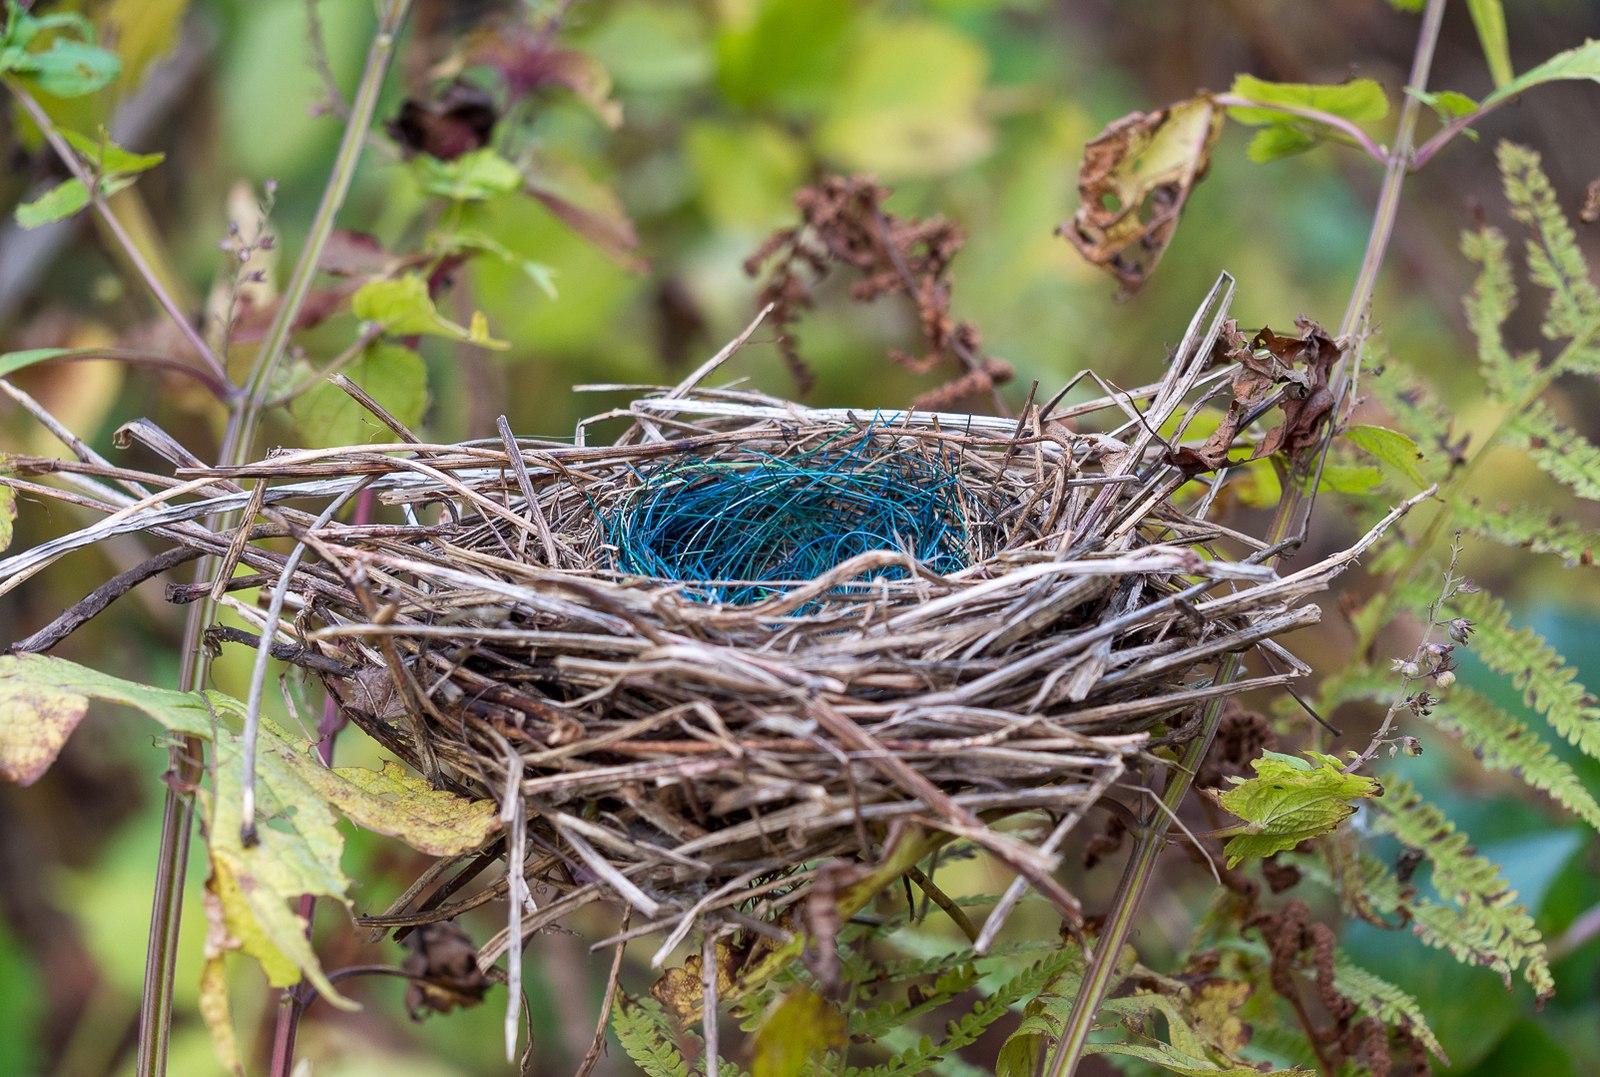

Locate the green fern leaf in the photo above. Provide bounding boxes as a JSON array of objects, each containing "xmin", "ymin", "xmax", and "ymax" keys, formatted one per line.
[
  {"xmin": 1453, "ymin": 587, "xmax": 1600, "ymax": 764},
  {"xmin": 850, "ymin": 963, "xmax": 980, "ymax": 1040},
  {"xmin": 1451, "ymin": 498, "xmax": 1600, "ymax": 567},
  {"xmin": 1331, "ymin": 954, "xmax": 1448, "ymax": 1062},
  {"xmin": 614, "ymin": 997, "xmax": 694, "ymax": 1077},
  {"xmin": 848, "ymin": 947, "xmax": 1080, "ymax": 1077},
  {"xmin": 1460, "ymin": 222, "xmax": 1533, "ymax": 394},
  {"xmin": 1366, "ymin": 782, "xmax": 1554, "ymax": 1000},
  {"xmin": 1433, "ymin": 684, "xmax": 1600, "ymax": 828},
  {"xmin": 1497, "ymin": 141, "xmax": 1600, "ymax": 353},
  {"xmin": 1505, "ymin": 400, "xmax": 1600, "ymax": 501}
]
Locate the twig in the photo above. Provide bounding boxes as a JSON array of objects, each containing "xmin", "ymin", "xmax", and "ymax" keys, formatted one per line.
[{"xmin": 575, "ymin": 912, "xmax": 631, "ymax": 1077}]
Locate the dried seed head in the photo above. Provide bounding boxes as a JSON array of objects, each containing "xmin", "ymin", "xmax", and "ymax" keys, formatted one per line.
[{"xmin": 1448, "ymin": 618, "xmax": 1475, "ymax": 644}]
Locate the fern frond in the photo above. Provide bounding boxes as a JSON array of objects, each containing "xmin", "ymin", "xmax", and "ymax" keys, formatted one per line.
[
  {"xmin": 1366, "ymin": 781, "xmax": 1554, "ymax": 1000},
  {"xmin": 1433, "ymin": 684, "xmax": 1600, "ymax": 828},
  {"xmin": 1460, "ymin": 223, "xmax": 1532, "ymax": 395},
  {"xmin": 1497, "ymin": 141, "xmax": 1600, "ymax": 352},
  {"xmin": 1331, "ymin": 954, "xmax": 1447, "ymax": 1062},
  {"xmin": 1453, "ymin": 587, "xmax": 1600, "ymax": 765},
  {"xmin": 1451, "ymin": 498, "xmax": 1600, "ymax": 567},
  {"xmin": 847, "ymin": 947, "xmax": 1081, "ymax": 1077},
  {"xmin": 1505, "ymin": 400, "xmax": 1600, "ymax": 502},
  {"xmin": 850, "ymin": 963, "xmax": 980, "ymax": 1040},
  {"xmin": 614, "ymin": 997, "xmax": 694, "ymax": 1077}
]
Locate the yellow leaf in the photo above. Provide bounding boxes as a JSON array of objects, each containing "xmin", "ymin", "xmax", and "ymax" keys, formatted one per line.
[
  {"xmin": 0, "ymin": 671, "xmax": 88, "ymax": 786},
  {"xmin": 283, "ymin": 757, "xmax": 500, "ymax": 857},
  {"xmin": 200, "ymin": 885, "xmax": 245, "ymax": 1077},
  {"xmin": 750, "ymin": 987, "xmax": 846, "ymax": 1077}
]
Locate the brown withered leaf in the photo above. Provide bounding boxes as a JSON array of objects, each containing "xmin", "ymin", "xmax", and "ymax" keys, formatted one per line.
[
  {"xmin": 402, "ymin": 921, "xmax": 490, "ymax": 1019},
  {"xmin": 1168, "ymin": 317, "xmax": 1341, "ymax": 476},
  {"xmin": 1583, "ymin": 178, "xmax": 1600, "ymax": 224},
  {"xmin": 388, "ymin": 83, "xmax": 498, "ymax": 162},
  {"xmin": 1063, "ymin": 96, "xmax": 1224, "ymax": 297},
  {"xmin": 1254, "ymin": 317, "xmax": 1339, "ymax": 457},
  {"xmin": 650, "ymin": 938, "xmax": 741, "ymax": 1020}
]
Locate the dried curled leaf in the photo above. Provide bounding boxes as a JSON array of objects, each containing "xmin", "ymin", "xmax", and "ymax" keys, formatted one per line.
[
  {"xmin": 403, "ymin": 922, "xmax": 491, "ymax": 1018},
  {"xmin": 1064, "ymin": 96, "xmax": 1224, "ymax": 296},
  {"xmin": 1169, "ymin": 316, "xmax": 1341, "ymax": 476}
]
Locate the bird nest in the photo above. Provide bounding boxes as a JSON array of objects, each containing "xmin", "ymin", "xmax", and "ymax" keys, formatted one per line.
[{"xmin": 1, "ymin": 279, "xmax": 1411, "ymax": 970}]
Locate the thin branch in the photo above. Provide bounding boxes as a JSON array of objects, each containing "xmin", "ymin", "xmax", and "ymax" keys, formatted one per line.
[{"xmin": 6, "ymin": 83, "xmax": 231, "ymax": 389}]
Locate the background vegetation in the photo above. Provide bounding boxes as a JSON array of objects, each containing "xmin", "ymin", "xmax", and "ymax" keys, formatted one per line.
[{"xmin": 2, "ymin": 1, "xmax": 1599, "ymax": 1074}]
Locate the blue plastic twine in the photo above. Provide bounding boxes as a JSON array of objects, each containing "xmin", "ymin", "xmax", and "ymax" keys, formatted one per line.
[{"xmin": 607, "ymin": 426, "xmax": 975, "ymax": 606}]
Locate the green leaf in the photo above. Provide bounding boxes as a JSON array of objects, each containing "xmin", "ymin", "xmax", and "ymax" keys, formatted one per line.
[
  {"xmin": 16, "ymin": 170, "xmax": 143, "ymax": 228},
  {"xmin": 0, "ymin": 652, "xmax": 502, "ymax": 1028},
  {"xmin": 1215, "ymin": 751, "xmax": 1380, "ymax": 866},
  {"xmin": 1467, "ymin": 0, "xmax": 1513, "ymax": 88},
  {"xmin": 441, "ymin": 228, "xmax": 558, "ymax": 299},
  {"xmin": 290, "ymin": 342, "xmax": 428, "ymax": 448},
  {"xmin": 1244, "ymin": 124, "xmax": 1318, "ymax": 163},
  {"xmin": 410, "ymin": 147, "xmax": 523, "ymax": 202},
  {"xmin": 14, "ymin": 178, "xmax": 89, "ymax": 228},
  {"xmin": 0, "ymin": 347, "xmax": 73, "ymax": 377},
  {"xmin": 11, "ymin": 37, "xmax": 121, "ymax": 96},
  {"xmin": 1410, "ymin": 88, "xmax": 1481, "ymax": 121},
  {"xmin": 750, "ymin": 987, "xmax": 846, "ymax": 1077},
  {"xmin": 1227, "ymin": 75, "xmax": 1390, "ymax": 125},
  {"xmin": 1088, "ymin": 1041, "xmax": 1280, "ymax": 1076},
  {"xmin": 1483, "ymin": 39, "xmax": 1600, "ymax": 109},
  {"xmin": 0, "ymin": 658, "xmax": 89, "ymax": 785},
  {"xmin": 1345, "ymin": 424, "xmax": 1428, "ymax": 489},
  {"xmin": 1314, "ymin": 462, "xmax": 1383, "ymax": 495},
  {"xmin": 351, "ymin": 274, "xmax": 509, "ymax": 349},
  {"xmin": 58, "ymin": 127, "xmax": 164, "ymax": 174}
]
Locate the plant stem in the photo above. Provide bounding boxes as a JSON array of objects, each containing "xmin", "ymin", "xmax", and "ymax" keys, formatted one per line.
[
  {"xmin": 133, "ymin": 6, "xmax": 412, "ymax": 1075},
  {"xmin": 238, "ymin": 0, "xmax": 411, "ymax": 435},
  {"xmin": 1044, "ymin": 2, "xmax": 1449, "ymax": 1073},
  {"xmin": 6, "ymin": 83, "xmax": 231, "ymax": 390}
]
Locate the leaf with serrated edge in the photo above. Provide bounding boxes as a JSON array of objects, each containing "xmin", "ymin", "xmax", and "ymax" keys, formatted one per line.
[
  {"xmin": 1216, "ymin": 752, "xmax": 1380, "ymax": 866},
  {"xmin": 1345, "ymin": 423, "xmax": 1428, "ymax": 488}
]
